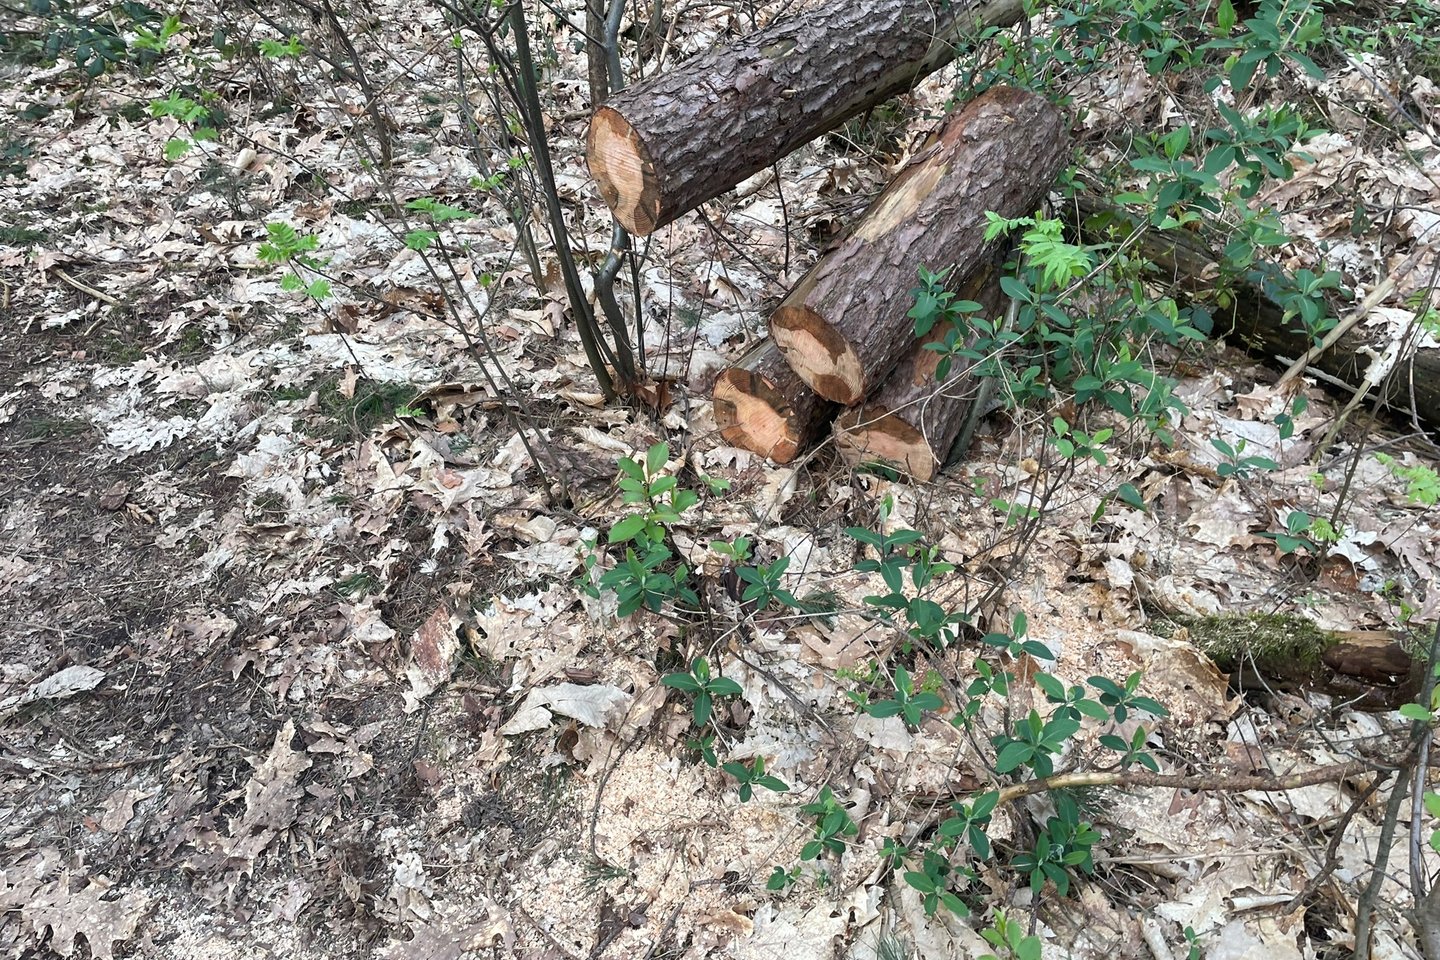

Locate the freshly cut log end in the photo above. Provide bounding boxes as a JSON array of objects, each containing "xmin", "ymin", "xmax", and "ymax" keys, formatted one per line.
[
  {"xmin": 769, "ymin": 303, "xmax": 864, "ymax": 405},
  {"xmin": 770, "ymin": 87, "xmax": 1068, "ymax": 404},
  {"xmin": 834, "ymin": 405, "xmax": 939, "ymax": 481},
  {"xmin": 587, "ymin": 107, "xmax": 660, "ymax": 235},
  {"xmin": 712, "ymin": 340, "xmax": 837, "ymax": 463},
  {"xmin": 585, "ymin": 0, "xmax": 1028, "ymax": 236},
  {"xmin": 832, "ymin": 260, "xmax": 1005, "ymax": 481}
]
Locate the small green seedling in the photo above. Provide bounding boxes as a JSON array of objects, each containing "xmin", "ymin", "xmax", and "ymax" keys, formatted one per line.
[
  {"xmin": 766, "ymin": 865, "xmax": 800, "ymax": 891},
  {"xmin": 980, "ymin": 909, "xmax": 1042, "ymax": 960},
  {"xmin": 721, "ymin": 755, "xmax": 788, "ymax": 801},
  {"xmin": 799, "ymin": 787, "xmax": 857, "ymax": 860},
  {"xmin": 863, "ymin": 666, "xmax": 942, "ymax": 728},
  {"xmin": 661, "ymin": 657, "xmax": 742, "ymax": 727}
]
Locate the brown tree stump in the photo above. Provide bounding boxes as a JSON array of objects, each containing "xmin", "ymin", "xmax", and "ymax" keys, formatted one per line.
[
  {"xmin": 586, "ymin": 0, "xmax": 1026, "ymax": 235},
  {"xmin": 713, "ymin": 340, "xmax": 837, "ymax": 463},
  {"xmin": 770, "ymin": 87, "xmax": 1069, "ymax": 406}
]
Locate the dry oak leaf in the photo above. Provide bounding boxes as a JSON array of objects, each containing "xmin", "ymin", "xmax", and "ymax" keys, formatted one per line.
[
  {"xmin": 22, "ymin": 871, "xmax": 150, "ymax": 960},
  {"xmin": 225, "ymin": 719, "xmax": 312, "ymax": 866}
]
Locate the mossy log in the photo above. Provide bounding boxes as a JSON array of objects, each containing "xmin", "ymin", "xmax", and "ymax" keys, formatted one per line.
[{"xmin": 1176, "ymin": 613, "xmax": 1422, "ymax": 710}]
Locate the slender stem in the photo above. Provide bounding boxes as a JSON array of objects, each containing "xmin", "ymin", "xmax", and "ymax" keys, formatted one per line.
[{"xmin": 505, "ymin": 0, "xmax": 615, "ymax": 397}]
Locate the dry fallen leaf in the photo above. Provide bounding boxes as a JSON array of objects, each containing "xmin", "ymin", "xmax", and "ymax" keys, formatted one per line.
[{"xmin": 22, "ymin": 872, "xmax": 150, "ymax": 960}]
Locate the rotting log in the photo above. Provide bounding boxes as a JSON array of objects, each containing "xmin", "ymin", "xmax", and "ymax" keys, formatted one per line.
[
  {"xmin": 1076, "ymin": 200, "xmax": 1440, "ymax": 428},
  {"xmin": 770, "ymin": 87, "xmax": 1068, "ymax": 406},
  {"xmin": 713, "ymin": 339, "xmax": 838, "ymax": 463},
  {"xmin": 833, "ymin": 263, "xmax": 1005, "ymax": 480},
  {"xmin": 586, "ymin": 0, "xmax": 1027, "ymax": 235}
]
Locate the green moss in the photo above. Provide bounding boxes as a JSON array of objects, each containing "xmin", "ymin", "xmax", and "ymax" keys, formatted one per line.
[
  {"xmin": 0, "ymin": 221, "xmax": 46, "ymax": 246},
  {"xmin": 272, "ymin": 376, "xmax": 418, "ymax": 443},
  {"xmin": 95, "ymin": 335, "xmax": 146, "ymax": 365},
  {"xmin": 19, "ymin": 417, "xmax": 90, "ymax": 440},
  {"xmin": 1159, "ymin": 612, "xmax": 1336, "ymax": 681}
]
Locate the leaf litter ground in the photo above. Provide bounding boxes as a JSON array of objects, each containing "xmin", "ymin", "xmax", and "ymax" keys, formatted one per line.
[{"xmin": 1, "ymin": 1, "xmax": 1439, "ymax": 958}]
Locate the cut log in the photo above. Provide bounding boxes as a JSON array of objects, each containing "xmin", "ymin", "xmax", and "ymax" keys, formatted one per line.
[
  {"xmin": 770, "ymin": 87, "xmax": 1068, "ymax": 406},
  {"xmin": 1076, "ymin": 200, "xmax": 1440, "ymax": 428},
  {"xmin": 834, "ymin": 263, "xmax": 1005, "ymax": 480},
  {"xmin": 586, "ymin": 0, "xmax": 1027, "ymax": 235},
  {"xmin": 713, "ymin": 339, "xmax": 838, "ymax": 463}
]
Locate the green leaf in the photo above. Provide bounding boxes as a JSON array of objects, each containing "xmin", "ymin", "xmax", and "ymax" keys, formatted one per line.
[
  {"xmin": 910, "ymin": 693, "xmax": 943, "ymax": 711},
  {"xmin": 405, "ymin": 229, "xmax": 438, "ymax": 251},
  {"xmin": 661, "ymin": 673, "xmax": 700, "ymax": 692},
  {"xmin": 1216, "ymin": 0, "xmax": 1236, "ymax": 33},
  {"xmin": 163, "ymin": 138, "xmax": 191, "ymax": 162},
  {"xmin": 693, "ymin": 690, "xmax": 713, "ymax": 726},
  {"xmin": 1400, "ymin": 703, "xmax": 1433, "ymax": 722},
  {"xmin": 994, "ymin": 740, "xmax": 1034, "ymax": 774},
  {"xmin": 708, "ymin": 676, "xmax": 743, "ymax": 697},
  {"xmin": 866, "ymin": 700, "xmax": 903, "ymax": 719},
  {"xmin": 608, "ymin": 514, "xmax": 648, "ymax": 544},
  {"xmin": 904, "ymin": 871, "xmax": 936, "ymax": 893},
  {"xmin": 645, "ymin": 442, "xmax": 669, "ymax": 476}
]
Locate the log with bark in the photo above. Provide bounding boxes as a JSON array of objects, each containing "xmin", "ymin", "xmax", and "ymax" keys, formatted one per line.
[
  {"xmin": 712, "ymin": 339, "xmax": 838, "ymax": 463},
  {"xmin": 769, "ymin": 87, "xmax": 1069, "ymax": 406},
  {"xmin": 586, "ymin": 0, "xmax": 1027, "ymax": 235},
  {"xmin": 833, "ymin": 262, "xmax": 1005, "ymax": 480},
  {"xmin": 1076, "ymin": 201, "xmax": 1440, "ymax": 428}
]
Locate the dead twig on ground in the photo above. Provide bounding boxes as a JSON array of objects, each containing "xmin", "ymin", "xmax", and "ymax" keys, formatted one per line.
[{"xmin": 50, "ymin": 267, "xmax": 121, "ymax": 307}]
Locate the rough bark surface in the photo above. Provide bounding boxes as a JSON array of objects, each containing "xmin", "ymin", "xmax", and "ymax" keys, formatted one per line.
[
  {"xmin": 1077, "ymin": 201, "xmax": 1440, "ymax": 427},
  {"xmin": 770, "ymin": 87, "xmax": 1068, "ymax": 406},
  {"xmin": 713, "ymin": 340, "xmax": 837, "ymax": 463},
  {"xmin": 586, "ymin": 0, "xmax": 1025, "ymax": 235},
  {"xmin": 833, "ymin": 264, "xmax": 1004, "ymax": 480}
]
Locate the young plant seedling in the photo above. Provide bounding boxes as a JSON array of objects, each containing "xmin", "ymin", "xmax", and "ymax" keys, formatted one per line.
[
  {"xmin": 721, "ymin": 755, "xmax": 788, "ymax": 801},
  {"xmin": 661, "ymin": 657, "xmax": 742, "ymax": 727}
]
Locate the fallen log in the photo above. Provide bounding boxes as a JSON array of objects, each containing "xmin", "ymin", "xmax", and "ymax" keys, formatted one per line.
[
  {"xmin": 770, "ymin": 87, "xmax": 1068, "ymax": 406},
  {"xmin": 586, "ymin": 0, "xmax": 1027, "ymax": 235},
  {"xmin": 713, "ymin": 339, "xmax": 838, "ymax": 463},
  {"xmin": 833, "ymin": 263, "xmax": 1005, "ymax": 480},
  {"xmin": 1076, "ymin": 201, "xmax": 1440, "ymax": 428}
]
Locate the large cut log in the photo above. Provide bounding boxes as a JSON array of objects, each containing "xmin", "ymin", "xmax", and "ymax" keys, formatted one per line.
[
  {"xmin": 770, "ymin": 87, "xmax": 1068, "ymax": 406},
  {"xmin": 834, "ymin": 263, "xmax": 1005, "ymax": 480},
  {"xmin": 713, "ymin": 339, "xmax": 838, "ymax": 463},
  {"xmin": 586, "ymin": 0, "xmax": 1027, "ymax": 235},
  {"xmin": 1075, "ymin": 201, "xmax": 1440, "ymax": 427}
]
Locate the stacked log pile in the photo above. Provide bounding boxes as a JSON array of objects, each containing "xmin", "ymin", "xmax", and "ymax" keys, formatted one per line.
[{"xmin": 587, "ymin": 0, "xmax": 1440, "ymax": 481}]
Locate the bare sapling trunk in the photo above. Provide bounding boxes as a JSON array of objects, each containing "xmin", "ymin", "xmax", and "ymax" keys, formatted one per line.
[
  {"xmin": 586, "ymin": 0, "xmax": 1027, "ymax": 235},
  {"xmin": 770, "ymin": 87, "xmax": 1069, "ymax": 406},
  {"xmin": 713, "ymin": 340, "xmax": 838, "ymax": 463}
]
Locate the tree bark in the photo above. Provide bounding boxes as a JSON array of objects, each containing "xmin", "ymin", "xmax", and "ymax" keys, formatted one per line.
[
  {"xmin": 586, "ymin": 0, "xmax": 1027, "ymax": 235},
  {"xmin": 1075, "ymin": 200, "xmax": 1440, "ymax": 427},
  {"xmin": 833, "ymin": 262, "xmax": 1005, "ymax": 480},
  {"xmin": 770, "ymin": 87, "xmax": 1069, "ymax": 406},
  {"xmin": 713, "ymin": 339, "xmax": 838, "ymax": 463}
]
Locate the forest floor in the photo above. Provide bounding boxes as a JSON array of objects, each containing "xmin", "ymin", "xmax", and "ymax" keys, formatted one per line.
[{"xmin": 2, "ymin": 1, "xmax": 1440, "ymax": 959}]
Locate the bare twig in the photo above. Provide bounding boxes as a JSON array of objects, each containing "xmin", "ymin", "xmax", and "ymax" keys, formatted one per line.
[{"xmin": 50, "ymin": 267, "xmax": 121, "ymax": 306}]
